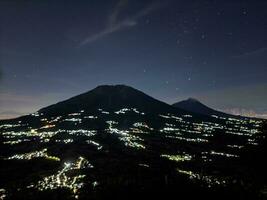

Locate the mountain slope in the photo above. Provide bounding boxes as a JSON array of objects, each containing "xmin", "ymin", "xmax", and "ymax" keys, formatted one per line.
[
  {"xmin": 0, "ymin": 85, "xmax": 265, "ymax": 200},
  {"xmin": 172, "ymin": 98, "xmax": 234, "ymax": 118},
  {"xmin": 39, "ymin": 85, "xmax": 185, "ymax": 116}
]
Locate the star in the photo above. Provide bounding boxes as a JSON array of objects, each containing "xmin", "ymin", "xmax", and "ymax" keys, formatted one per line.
[{"xmin": 201, "ymin": 34, "xmax": 206, "ymax": 40}]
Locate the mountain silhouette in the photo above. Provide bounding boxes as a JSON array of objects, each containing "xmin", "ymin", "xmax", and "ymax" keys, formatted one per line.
[
  {"xmin": 39, "ymin": 85, "xmax": 185, "ymax": 116},
  {"xmin": 172, "ymin": 98, "xmax": 234, "ymax": 118},
  {"xmin": 0, "ymin": 85, "xmax": 266, "ymax": 200}
]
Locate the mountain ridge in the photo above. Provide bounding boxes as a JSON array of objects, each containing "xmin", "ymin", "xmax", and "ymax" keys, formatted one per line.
[
  {"xmin": 0, "ymin": 85, "xmax": 261, "ymax": 120},
  {"xmin": 38, "ymin": 84, "xmax": 186, "ymax": 116},
  {"xmin": 172, "ymin": 98, "xmax": 241, "ymax": 118}
]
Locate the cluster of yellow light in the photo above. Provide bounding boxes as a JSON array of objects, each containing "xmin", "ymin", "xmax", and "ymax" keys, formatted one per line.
[
  {"xmin": 31, "ymin": 157, "xmax": 93, "ymax": 197},
  {"xmin": 2, "ymin": 131, "xmax": 24, "ymax": 138},
  {"xmin": 39, "ymin": 124, "xmax": 56, "ymax": 129},
  {"xmin": 98, "ymin": 108, "xmax": 110, "ymax": 114},
  {"xmin": 182, "ymin": 115, "xmax": 192, "ymax": 118},
  {"xmin": 201, "ymin": 153, "xmax": 212, "ymax": 162},
  {"xmin": 92, "ymin": 181, "xmax": 99, "ymax": 188},
  {"xmin": 84, "ymin": 115, "xmax": 98, "ymax": 119},
  {"xmin": 68, "ymin": 113, "xmax": 81, "ymax": 116},
  {"xmin": 3, "ymin": 139, "xmax": 31, "ymax": 145},
  {"xmin": 48, "ymin": 116, "xmax": 62, "ymax": 123},
  {"xmin": 177, "ymin": 169, "xmax": 227, "ymax": 186},
  {"xmin": 106, "ymin": 121, "xmax": 146, "ymax": 149},
  {"xmin": 86, "ymin": 140, "xmax": 103, "ymax": 150},
  {"xmin": 0, "ymin": 124, "xmax": 21, "ymax": 129},
  {"xmin": 160, "ymin": 127, "xmax": 181, "ymax": 133},
  {"xmin": 247, "ymin": 138, "xmax": 259, "ymax": 146},
  {"xmin": 63, "ymin": 118, "xmax": 82, "ymax": 122},
  {"xmin": 133, "ymin": 122, "xmax": 153, "ymax": 131},
  {"xmin": 158, "ymin": 114, "xmax": 218, "ymax": 142},
  {"xmin": 2, "ymin": 129, "xmax": 57, "ymax": 145},
  {"xmin": 156, "ymin": 111, "xmax": 264, "ymax": 151},
  {"xmin": 132, "ymin": 108, "xmax": 145, "ymax": 115},
  {"xmin": 39, "ymin": 116, "xmax": 62, "ymax": 124},
  {"xmin": 166, "ymin": 135, "xmax": 209, "ymax": 143},
  {"xmin": 5, "ymin": 148, "xmax": 60, "ymax": 161},
  {"xmin": 114, "ymin": 108, "xmax": 131, "ymax": 114},
  {"xmin": 161, "ymin": 154, "xmax": 192, "ymax": 162},
  {"xmin": 38, "ymin": 131, "xmax": 58, "ymax": 139},
  {"xmin": 115, "ymin": 108, "xmax": 145, "ymax": 115},
  {"xmin": 66, "ymin": 129, "xmax": 97, "ymax": 137},
  {"xmin": 31, "ymin": 112, "xmax": 42, "ymax": 117},
  {"xmin": 55, "ymin": 139, "xmax": 74, "ymax": 144},
  {"xmin": 130, "ymin": 127, "xmax": 149, "ymax": 134},
  {"xmin": 209, "ymin": 151, "xmax": 239, "ymax": 158},
  {"xmin": 119, "ymin": 136, "xmax": 145, "ymax": 149},
  {"xmin": 158, "ymin": 114, "xmax": 169, "ymax": 119},
  {"xmin": 2, "ymin": 127, "xmax": 98, "ymax": 146},
  {"xmin": 227, "ymin": 144, "xmax": 244, "ymax": 149},
  {"xmin": 138, "ymin": 163, "xmax": 150, "ymax": 168},
  {"xmin": 0, "ymin": 188, "xmax": 6, "ymax": 200},
  {"xmin": 158, "ymin": 114, "xmax": 183, "ymax": 121}
]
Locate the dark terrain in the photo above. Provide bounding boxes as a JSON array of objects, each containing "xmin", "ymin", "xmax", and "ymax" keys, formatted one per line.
[{"xmin": 0, "ymin": 85, "xmax": 266, "ymax": 200}]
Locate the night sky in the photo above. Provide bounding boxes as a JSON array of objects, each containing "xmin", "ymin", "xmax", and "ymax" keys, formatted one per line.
[{"xmin": 0, "ymin": 0, "xmax": 267, "ymax": 119}]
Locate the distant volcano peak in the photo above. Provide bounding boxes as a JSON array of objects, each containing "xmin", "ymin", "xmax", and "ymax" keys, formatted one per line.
[{"xmin": 172, "ymin": 98, "xmax": 233, "ymax": 118}]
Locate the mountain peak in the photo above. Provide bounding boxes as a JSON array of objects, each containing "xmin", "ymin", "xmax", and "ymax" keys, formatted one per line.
[
  {"xmin": 172, "ymin": 98, "xmax": 217, "ymax": 116},
  {"xmin": 93, "ymin": 84, "xmax": 133, "ymax": 90},
  {"xmin": 39, "ymin": 84, "xmax": 180, "ymax": 116},
  {"xmin": 91, "ymin": 84, "xmax": 139, "ymax": 95},
  {"xmin": 172, "ymin": 98, "xmax": 235, "ymax": 118},
  {"xmin": 186, "ymin": 98, "xmax": 201, "ymax": 103}
]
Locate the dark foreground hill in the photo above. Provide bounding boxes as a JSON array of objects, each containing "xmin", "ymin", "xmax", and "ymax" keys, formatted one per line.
[{"xmin": 0, "ymin": 85, "xmax": 266, "ymax": 200}]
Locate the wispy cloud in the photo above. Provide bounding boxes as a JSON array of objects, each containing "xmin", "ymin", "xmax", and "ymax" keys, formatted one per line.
[
  {"xmin": 233, "ymin": 47, "xmax": 267, "ymax": 58},
  {"xmin": 108, "ymin": 0, "xmax": 129, "ymax": 28},
  {"xmin": 79, "ymin": 0, "xmax": 164, "ymax": 46}
]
